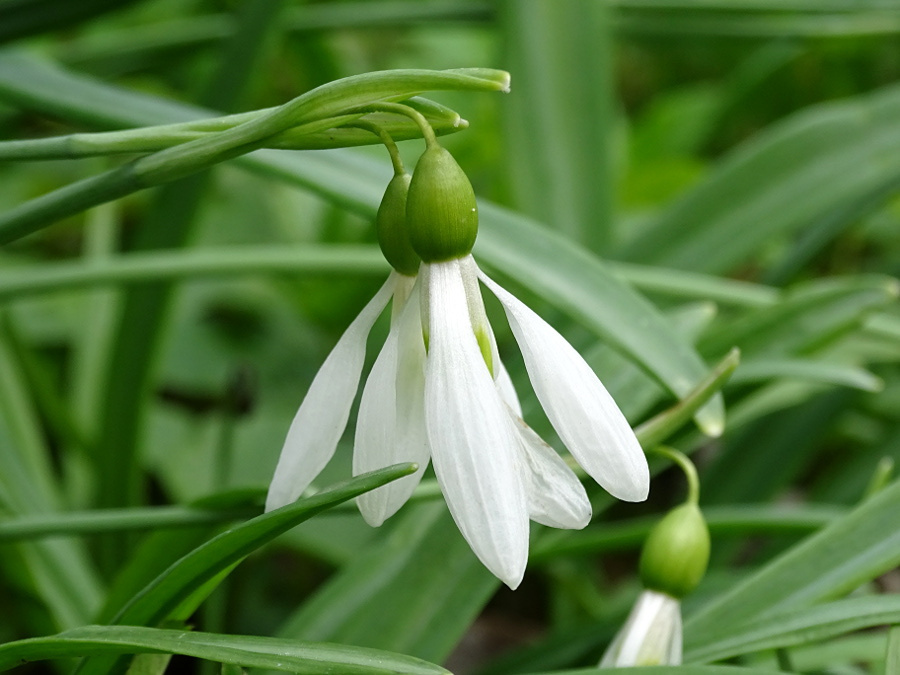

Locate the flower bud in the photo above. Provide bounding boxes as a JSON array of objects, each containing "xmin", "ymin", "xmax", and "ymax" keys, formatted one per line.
[
  {"xmin": 639, "ymin": 503, "xmax": 710, "ymax": 599},
  {"xmin": 376, "ymin": 172, "xmax": 420, "ymax": 276},
  {"xmin": 406, "ymin": 145, "xmax": 478, "ymax": 262}
]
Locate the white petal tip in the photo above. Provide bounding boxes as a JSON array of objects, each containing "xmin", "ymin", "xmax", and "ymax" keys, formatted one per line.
[
  {"xmin": 574, "ymin": 507, "xmax": 593, "ymax": 529},
  {"xmin": 264, "ymin": 493, "xmax": 288, "ymax": 513},
  {"xmin": 479, "ymin": 547, "xmax": 527, "ymax": 590},
  {"xmin": 362, "ymin": 514, "xmax": 386, "ymax": 528},
  {"xmin": 356, "ymin": 496, "xmax": 389, "ymax": 527},
  {"xmin": 501, "ymin": 570, "xmax": 524, "ymax": 591},
  {"xmin": 609, "ymin": 472, "xmax": 650, "ymax": 503},
  {"xmin": 623, "ymin": 487, "xmax": 650, "ymax": 503}
]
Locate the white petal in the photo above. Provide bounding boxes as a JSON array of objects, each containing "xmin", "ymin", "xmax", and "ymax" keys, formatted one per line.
[
  {"xmin": 600, "ymin": 590, "xmax": 681, "ymax": 667},
  {"xmin": 354, "ymin": 277, "xmax": 429, "ymax": 526},
  {"xmin": 425, "ymin": 260, "xmax": 529, "ymax": 589},
  {"xmin": 508, "ymin": 408, "xmax": 592, "ymax": 529},
  {"xmin": 479, "ymin": 271, "xmax": 649, "ymax": 503},
  {"xmin": 667, "ymin": 604, "xmax": 683, "ymax": 665},
  {"xmin": 265, "ymin": 274, "xmax": 396, "ymax": 512}
]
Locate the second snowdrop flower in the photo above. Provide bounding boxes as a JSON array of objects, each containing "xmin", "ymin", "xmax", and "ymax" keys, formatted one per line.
[{"xmin": 601, "ymin": 457, "xmax": 710, "ymax": 667}]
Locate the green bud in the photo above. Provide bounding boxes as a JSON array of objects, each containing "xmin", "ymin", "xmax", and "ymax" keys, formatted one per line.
[
  {"xmin": 406, "ymin": 144, "xmax": 478, "ymax": 262},
  {"xmin": 376, "ymin": 172, "xmax": 420, "ymax": 276},
  {"xmin": 639, "ymin": 503, "xmax": 710, "ymax": 599}
]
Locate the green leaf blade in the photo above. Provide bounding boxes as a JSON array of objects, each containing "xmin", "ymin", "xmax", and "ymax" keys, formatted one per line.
[{"xmin": 0, "ymin": 625, "xmax": 449, "ymax": 674}]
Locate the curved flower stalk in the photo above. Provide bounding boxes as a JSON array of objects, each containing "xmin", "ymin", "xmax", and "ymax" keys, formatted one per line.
[{"xmin": 599, "ymin": 589, "xmax": 682, "ymax": 666}]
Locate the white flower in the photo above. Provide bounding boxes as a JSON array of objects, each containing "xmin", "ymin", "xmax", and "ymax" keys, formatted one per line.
[
  {"xmin": 266, "ymin": 255, "xmax": 649, "ymax": 589},
  {"xmin": 600, "ymin": 590, "xmax": 682, "ymax": 667}
]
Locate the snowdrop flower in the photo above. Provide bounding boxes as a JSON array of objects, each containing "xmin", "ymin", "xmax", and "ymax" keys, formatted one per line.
[
  {"xmin": 601, "ymin": 499, "xmax": 710, "ymax": 667},
  {"xmin": 267, "ymin": 137, "xmax": 649, "ymax": 589},
  {"xmin": 600, "ymin": 589, "xmax": 682, "ymax": 666}
]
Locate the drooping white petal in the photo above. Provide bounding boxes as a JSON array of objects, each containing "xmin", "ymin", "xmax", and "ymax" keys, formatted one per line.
[
  {"xmin": 265, "ymin": 274, "xmax": 397, "ymax": 512},
  {"xmin": 354, "ymin": 276, "xmax": 429, "ymax": 526},
  {"xmin": 479, "ymin": 271, "xmax": 649, "ymax": 503},
  {"xmin": 600, "ymin": 590, "xmax": 682, "ymax": 666},
  {"xmin": 507, "ymin": 407, "xmax": 592, "ymax": 529},
  {"xmin": 425, "ymin": 259, "xmax": 529, "ymax": 589}
]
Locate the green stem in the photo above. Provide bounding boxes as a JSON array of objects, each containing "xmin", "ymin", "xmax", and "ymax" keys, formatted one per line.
[
  {"xmin": 370, "ymin": 101, "xmax": 439, "ymax": 148},
  {"xmin": 530, "ymin": 503, "xmax": 842, "ymax": 562},
  {"xmin": 650, "ymin": 446, "xmax": 700, "ymax": 504},
  {"xmin": 0, "ymin": 245, "xmax": 387, "ymax": 300},
  {"xmin": 634, "ymin": 347, "xmax": 740, "ymax": 448},
  {"xmin": 0, "ymin": 505, "xmax": 259, "ymax": 541},
  {"xmin": 351, "ymin": 119, "xmax": 405, "ymax": 175}
]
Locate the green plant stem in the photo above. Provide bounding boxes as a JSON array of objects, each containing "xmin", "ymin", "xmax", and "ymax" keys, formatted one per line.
[
  {"xmin": 1, "ymin": 500, "xmax": 842, "ymax": 549},
  {"xmin": 0, "ymin": 246, "xmax": 790, "ymax": 309},
  {"xmin": 0, "ymin": 99, "xmax": 465, "ymax": 160},
  {"xmin": 350, "ymin": 120, "xmax": 406, "ymax": 175},
  {"xmin": 0, "ymin": 506, "xmax": 260, "ymax": 541},
  {"xmin": 0, "ymin": 245, "xmax": 387, "ymax": 299},
  {"xmin": 650, "ymin": 446, "xmax": 701, "ymax": 504},
  {"xmin": 529, "ymin": 504, "xmax": 842, "ymax": 562},
  {"xmin": 634, "ymin": 347, "xmax": 740, "ymax": 445},
  {"xmin": 370, "ymin": 101, "xmax": 438, "ymax": 148}
]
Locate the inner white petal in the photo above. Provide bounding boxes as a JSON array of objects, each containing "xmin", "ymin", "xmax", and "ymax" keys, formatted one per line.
[
  {"xmin": 355, "ymin": 277, "xmax": 429, "ymax": 526},
  {"xmin": 600, "ymin": 589, "xmax": 682, "ymax": 667},
  {"xmin": 509, "ymin": 410, "xmax": 592, "ymax": 530},
  {"xmin": 479, "ymin": 270, "xmax": 649, "ymax": 503},
  {"xmin": 265, "ymin": 273, "xmax": 397, "ymax": 512},
  {"xmin": 617, "ymin": 589, "xmax": 669, "ymax": 664},
  {"xmin": 425, "ymin": 259, "xmax": 529, "ymax": 589}
]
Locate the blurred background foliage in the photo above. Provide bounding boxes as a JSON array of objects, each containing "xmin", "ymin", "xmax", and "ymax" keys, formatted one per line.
[{"xmin": 1, "ymin": 0, "xmax": 900, "ymax": 673}]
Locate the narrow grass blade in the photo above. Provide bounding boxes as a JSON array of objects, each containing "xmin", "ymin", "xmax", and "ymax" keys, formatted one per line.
[
  {"xmin": 685, "ymin": 479, "xmax": 900, "ymax": 646},
  {"xmin": 687, "ymin": 595, "xmax": 900, "ymax": 664},
  {"xmin": 75, "ymin": 465, "xmax": 415, "ymax": 675},
  {"xmin": 0, "ymin": 624, "xmax": 449, "ymax": 674},
  {"xmin": 502, "ymin": 0, "xmax": 614, "ymax": 251}
]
